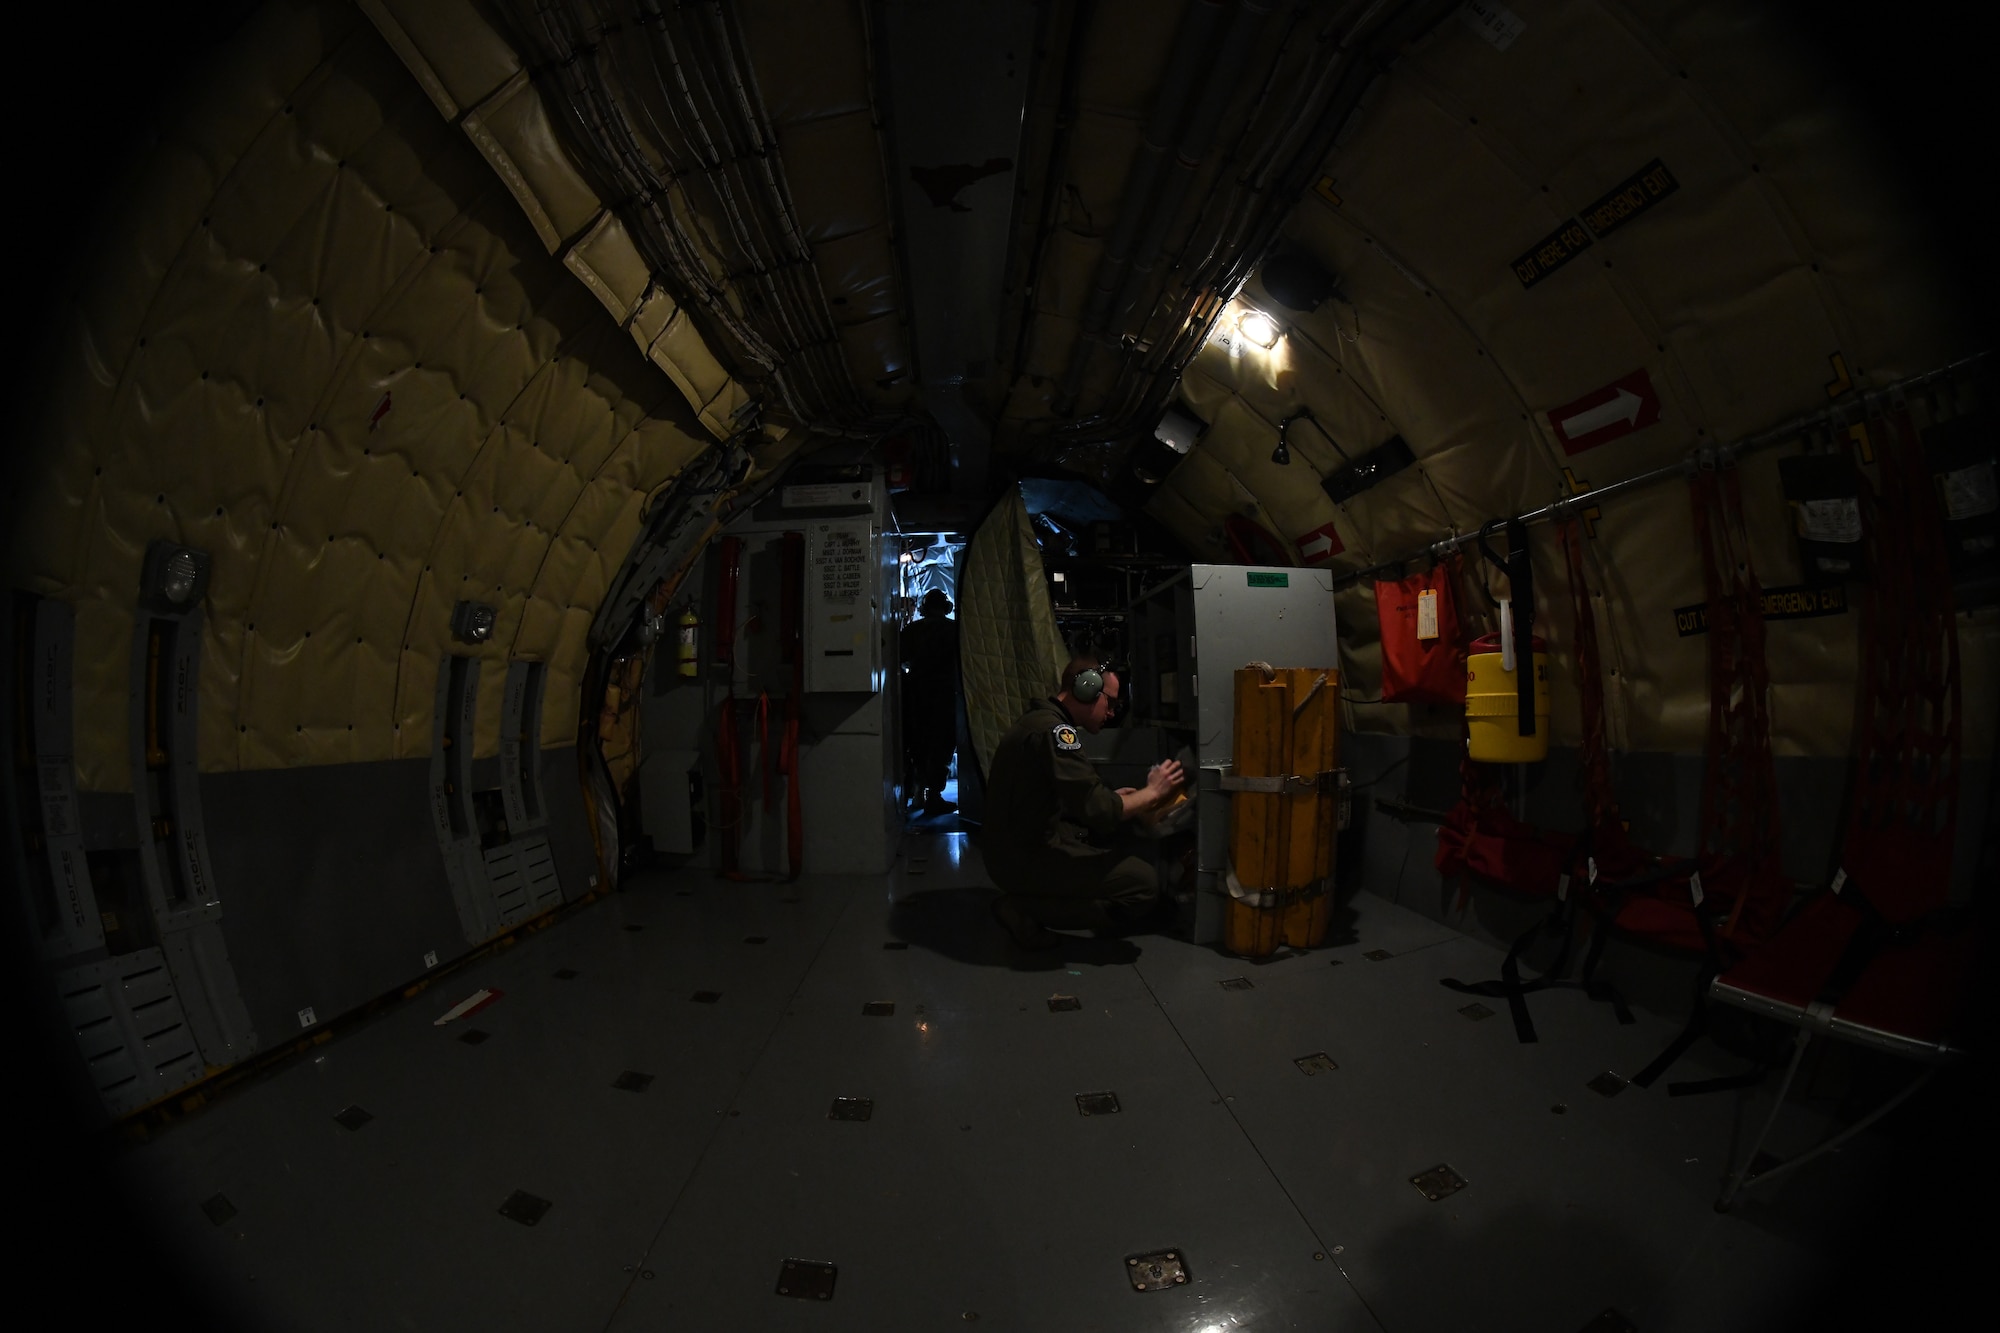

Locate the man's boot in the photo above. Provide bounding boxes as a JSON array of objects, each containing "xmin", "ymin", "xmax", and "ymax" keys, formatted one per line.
[
  {"xmin": 1092, "ymin": 895, "xmax": 1170, "ymax": 938},
  {"xmin": 991, "ymin": 894, "xmax": 1062, "ymax": 950}
]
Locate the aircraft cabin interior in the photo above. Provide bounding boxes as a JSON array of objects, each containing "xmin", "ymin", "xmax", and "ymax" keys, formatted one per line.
[{"xmin": 4, "ymin": 1, "xmax": 1993, "ymax": 1329}]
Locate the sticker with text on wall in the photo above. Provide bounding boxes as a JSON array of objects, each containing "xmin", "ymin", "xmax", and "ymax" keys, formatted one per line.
[
  {"xmin": 297, "ymin": 1007, "xmax": 317, "ymax": 1029},
  {"xmin": 1795, "ymin": 497, "xmax": 1862, "ymax": 543},
  {"xmin": 1831, "ymin": 867, "xmax": 1848, "ymax": 896},
  {"xmin": 1416, "ymin": 589, "xmax": 1440, "ymax": 641},
  {"xmin": 1512, "ymin": 217, "xmax": 1592, "ymax": 288},
  {"xmin": 1688, "ymin": 871, "xmax": 1704, "ymax": 907},
  {"xmin": 1578, "ymin": 159, "xmax": 1679, "ymax": 242},
  {"xmin": 1588, "ymin": 856, "xmax": 1598, "ymax": 885},
  {"xmin": 1675, "ymin": 583, "xmax": 1848, "ymax": 636},
  {"xmin": 423, "ymin": 950, "xmax": 439, "ymax": 969},
  {"xmin": 1459, "ymin": 0, "xmax": 1526, "ymax": 51},
  {"xmin": 1941, "ymin": 460, "xmax": 1999, "ymax": 520}
]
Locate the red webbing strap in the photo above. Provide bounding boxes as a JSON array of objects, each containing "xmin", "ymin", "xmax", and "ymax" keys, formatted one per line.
[
  {"xmin": 1433, "ymin": 734, "xmax": 1573, "ymax": 912},
  {"xmin": 780, "ymin": 532, "xmax": 806, "ymax": 880},
  {"xmin": 756, "ymin": 690, "xmax": 772, "ymax": 807},
  {"xmin": 715, "ymin": 536, "xmax": 744, "ymax": 877},
  {"xmin": 1840, "ymin": 409, "xmax": 1962, "ymax": 922},
  {"xmin": 1558, "ymin": 520, "xmax": 1622, "ymax": 844},
  {"xmin": 714, "ymin": 536, "xmax": 742, "ymax": 668},
  {"xmin": 1689, "ymin": 466, "xmax": 1785, "ymax": 944}
]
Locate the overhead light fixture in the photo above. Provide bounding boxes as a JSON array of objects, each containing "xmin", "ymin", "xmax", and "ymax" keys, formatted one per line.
[
  {"xmin": 1272, "ymin": 407, "xmax": 1316, "ymax": 467},
  {"xmin": 1154, "ymin": 404, "xmax": 1205, "ymax": 455},
  {"xmin": 162, "ymin": 550, "xmax": 201, "ymax": 603},
  {"xmin": 1237, "ymin": 310, "xmax": 1280, "ymax": 349},
  {"xmin": 451, "ymin": 599, "xmax": 497, "ymax": 644},
  {"xmin": 141, "ymin": 540, "xmax": 212, "ymax": 615}
]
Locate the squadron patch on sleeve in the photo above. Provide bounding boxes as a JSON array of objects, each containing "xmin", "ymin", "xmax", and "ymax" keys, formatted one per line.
[{"xmin": 1053, "ymin": 724, "xmax": 1082, "ymax": 752}]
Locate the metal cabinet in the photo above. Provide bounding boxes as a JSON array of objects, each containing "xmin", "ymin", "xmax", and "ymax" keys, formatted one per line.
[{"xmin": 1181, "ymin": 565, "xmax": 1339, "ymax": 943}]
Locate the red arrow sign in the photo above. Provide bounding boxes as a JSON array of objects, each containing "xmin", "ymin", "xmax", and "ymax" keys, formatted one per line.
[
  {"xmin": 1548, "ymin": 368, "xmax": 1660, "ymax": 454},
  {"xmin": 1294, "ymin": 520, "xmax": 1345, "ymax": 565}
]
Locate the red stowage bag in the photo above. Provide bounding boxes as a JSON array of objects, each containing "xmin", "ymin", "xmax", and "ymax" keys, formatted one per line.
[{"xmin": 1374, "ymin": 564, "xmax": 1465, "ymax": 705}]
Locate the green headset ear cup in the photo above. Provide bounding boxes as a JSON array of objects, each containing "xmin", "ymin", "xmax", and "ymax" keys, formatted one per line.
[{"xmin": 1072, "ymin": 667, "xmax": 1103, "ymax": 702}]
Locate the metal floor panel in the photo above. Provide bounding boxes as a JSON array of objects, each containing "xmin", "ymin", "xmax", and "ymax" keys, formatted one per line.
[{"xmin": 113, "ymin": 833, "xmax": 1928, "ymax": 1332}]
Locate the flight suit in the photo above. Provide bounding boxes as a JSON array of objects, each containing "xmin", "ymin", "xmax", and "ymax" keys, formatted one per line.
[{"xmin": 979, "ymin": 697, "xmax": 1158, "ymax": 930}]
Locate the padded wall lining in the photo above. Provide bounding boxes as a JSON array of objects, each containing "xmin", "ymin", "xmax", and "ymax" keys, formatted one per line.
[
  {"xmin": 6, "ymin": 0, "xmax": 720, "ymax": 791},
  {"xmin": 357, "ymin": 0, "xmax": 760, "ymax": 440}
]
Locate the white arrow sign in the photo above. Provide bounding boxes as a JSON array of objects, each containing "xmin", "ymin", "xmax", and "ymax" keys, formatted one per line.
[{"xmin": 1558, "ymin": 388, "xmax": 1644, "ymax": 440}]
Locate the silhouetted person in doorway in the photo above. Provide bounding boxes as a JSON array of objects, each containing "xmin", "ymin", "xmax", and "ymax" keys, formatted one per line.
[{"xmin": 900, "ymin": 588, "xmax": 960, "ymax": 817}]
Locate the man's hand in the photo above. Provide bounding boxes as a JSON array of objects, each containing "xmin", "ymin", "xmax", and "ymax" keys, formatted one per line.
[{"xmin": 1119, "ymin": 760, "xmax": 1185, "ymax": 821}]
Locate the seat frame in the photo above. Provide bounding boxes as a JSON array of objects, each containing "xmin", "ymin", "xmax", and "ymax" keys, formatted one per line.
[{"xmin": 1704, "ymin": 978, "xmax": 1962, "ymax": 1213}]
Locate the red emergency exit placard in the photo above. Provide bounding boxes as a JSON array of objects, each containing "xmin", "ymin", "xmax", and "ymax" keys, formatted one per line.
[{"xmin": 1549, "ymin": 368, "xmax": 1661, "ymax": 454}]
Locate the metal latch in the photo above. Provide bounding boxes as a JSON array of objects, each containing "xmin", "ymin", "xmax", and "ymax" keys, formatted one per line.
[{"xmin": 1219, "ymin": 773, "xmax": 1318, "ymax": 795}]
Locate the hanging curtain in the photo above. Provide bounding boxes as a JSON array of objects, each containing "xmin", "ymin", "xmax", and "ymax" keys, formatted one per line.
[{"xmin": 959, "ymin": 487, "xmax": 1070, "ymax": 775}]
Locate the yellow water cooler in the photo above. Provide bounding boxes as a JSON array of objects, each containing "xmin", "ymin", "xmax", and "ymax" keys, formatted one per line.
[{"xmin": 1465, "ymin": 631, "xmax": 1550, "ymax": 762}]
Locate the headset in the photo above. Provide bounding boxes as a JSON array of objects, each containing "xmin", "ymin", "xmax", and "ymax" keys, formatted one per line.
[{"xmin": 1070, "ymin": 662, "xmax": 1111, "ymax": 703}]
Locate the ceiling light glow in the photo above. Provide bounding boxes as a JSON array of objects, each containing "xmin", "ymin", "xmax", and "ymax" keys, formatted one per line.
[{"xmin": 1237, "ymin": 310, "xmax": 1280, "ymax": 349}]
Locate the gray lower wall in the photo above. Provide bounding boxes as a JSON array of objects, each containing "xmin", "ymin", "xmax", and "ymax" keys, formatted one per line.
[
  {"xmin": 196, "ymin": 748, "xmax": 597, "ymax": 1056},
  {"xmin": 200, "ymin": 758, "xmax": 470, "ymax": 1050},
  {"xmin": 539, "ymin": 746, "xmax": 599, "ymax": 902}
]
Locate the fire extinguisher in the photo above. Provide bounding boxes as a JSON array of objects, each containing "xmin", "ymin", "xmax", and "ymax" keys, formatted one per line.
[{"xmin": 676, "ymin": 607, "xmax": 699, "ymax": 678}]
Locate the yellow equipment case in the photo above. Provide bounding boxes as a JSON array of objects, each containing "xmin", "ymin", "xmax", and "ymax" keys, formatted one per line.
[{"xmin": 1224, "ymin": 664, "xmax": 1343, "ymax": 958}]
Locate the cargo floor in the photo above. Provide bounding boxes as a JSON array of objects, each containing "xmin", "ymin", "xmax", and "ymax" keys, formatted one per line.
[{"xmin": 114, "ymin": 831, "xmax": 1963, "ymax": 1331}]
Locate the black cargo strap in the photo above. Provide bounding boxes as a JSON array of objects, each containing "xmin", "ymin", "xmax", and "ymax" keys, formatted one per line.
[
  {"xmin": 1666, "ymin": 1065, "xmax": 1770, "ymax": 1097},
  {"xmin": 1633, "ymin": 966, "xmax": 1716, "ymax": 1090},
  {"xmin": 1439, "ymin": 894, "xmax": 1581, "ymax": 1044},
  {"xmin": 1571, "ymin": 919, "xmax": 1637, "ymax": 1026}
]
